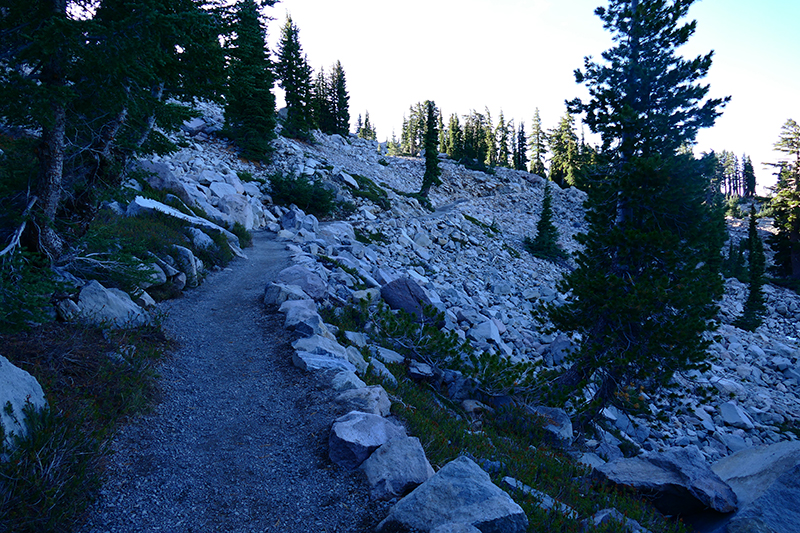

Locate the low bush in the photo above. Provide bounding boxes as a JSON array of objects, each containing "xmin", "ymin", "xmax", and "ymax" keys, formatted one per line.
[{"xmin": 268, "ymin": 172, "xmax": 335, "ymax": 218}]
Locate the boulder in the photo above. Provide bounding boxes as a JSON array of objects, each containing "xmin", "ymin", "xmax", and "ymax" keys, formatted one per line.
[
  {"xmin": 0, "ymin": 355, "xmax": 47, "ymax": 449},
  {"xmin": 594, "ymin": 446, "xmax": 737, "ymax": 515},
  {"xmin": 275, "ymin": 265, "xmax": 327, "ymax": 300},
  {"xmin": 360, "ymin": 436, "xmax": 435, "ymax": 501},
  {"xmin": 719, "ymin": 401, "xmax": 755, "ymax": 430},
  {"xmin": 580, "ymin": 509, "xmax": 652, "ymax": 533},
  {"xmin": 431, "ymin": 524, "xmax": 482, "ymax": 533},
  {"xmin": 380, "ymin": 277, "xmax": 434, "ymax": 322},
  {"xmin": 328, "ymin": 411, "xmax": 407, "ymax": 470},
  {"xmin": 77, "ymin": 281, "xmax": 150, "ymax": 328},
  {"xmin": 218, "ymin": 194, "xmax": 256, "ymax": 230},
  {"xmin": 172, "ymin": 245, "xmax": 199, "ymax": 288},
  {"xmin": 292, "ymin": 351, "xmax": 355, "ymax": 373},
  {"xmin": 292, "ymin": 335, "xmax": 348, "ymax": 360},
  {"xmin": 726, "ymin": 464, "xmax": 800, "ymax": 533},
  {"xmin": 711, "ymin": 441, "xmax": 800, "ymax": 508},
  {"xmin": 377, "ymin": 456, "xmax": 528, "ymax": 533},
  {"xmin": 264, "ymin": 282, "xmax": 310, "ymax": 306},
  {"xmin": 331, "ymin": 371, "xmax": 366, "ymax": 391},
  {"xmin": 279, "ymin": 299, "xmax": 328, "ymax": 336},
  {"xmin": 335, "ymin": 385, "xmax": 391, "ymax": 416},
  {"xmin": 527, "ymin": 405, "xmax": 574, "ymax": 447}
]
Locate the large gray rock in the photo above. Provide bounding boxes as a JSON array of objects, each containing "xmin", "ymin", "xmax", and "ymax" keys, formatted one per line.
[
  {"xmin": 329, "ymin": 411, "xmax": 407, "ymax": 470},
  {"xmin": 727, "ymin": 464, "xmax": 800, "ymax": 533},
  {"xmin": 527, "ymin": 405, "xmax": 573, "ymax": 447},
  {"xmin": 292, "ymin": 351, "xmax": 356, "ymax": 373},
  {"xmin": 264, "ymin": 282, "xmax": 310, "ymax": 306},
  {"xmin": 380, "ymin": 277, "xmax": 434, "ymax": 322},
  {"xmin": 279, "ymin": 299, "xmax": 328, "ymax": 336},
  {"xmin": 580, "ymin": 509, "xmax": 652, "ymax": 533},
  {"xmin": 594, "ymin": 446, "xmax": 737, "ymax": 515},
  {"xmin": 377, "ymin": 456, "xmax": 528, "ymax": 533},
  {"xmin": 172, "ymin": 245, "xmax": 199, "ymax": 288},
  {"xmin": 0, "ymin": 355, "xmax": 47, "ymax": 449},
  {"xmin": 501, "ymin": 477, "xmax": 578, "ymax": 519},
  {"xmin": 431, "ymin": 525, "xmax": 482, "ymax": 533},
  {"xmin": 711, "ymin": 441, "xmax": 800, "ymax": 508},
  {"xmin": 292, "ymin": 334, "xmax": 347, "ymax": 359},
  {"xmin": 360, "ymin": 436, "xmax": 435, "ymax": 500},
  {"xmin": 336, "ymin": 385, "xmax": 391, "ymax": 416},
  {"xmin": 77, "ymin": 281, "xmax": 150, "ymax": 328},
  {"xmin": 275, "ymin": 265, "xmax": 327, "ymax": 300},
  {"xmin": 218, "ymin": 194, "xmax": 256, "ymax": 230}
]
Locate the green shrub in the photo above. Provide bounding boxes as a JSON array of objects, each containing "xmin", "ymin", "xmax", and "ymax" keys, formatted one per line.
[
  {"xmin": 231, "ymin": 222, "xmax": 253, "ymax": 248},
  {"xmin": 350, "ymin": 174, "xmax": 391, "ymax": 211},
  {"xmin": 268, "ymin": 172, "xmax": 335, "ymax": 218},
  {"xmin": 0, "ymin": 252, "xmax": 60, "ymax": 334}
]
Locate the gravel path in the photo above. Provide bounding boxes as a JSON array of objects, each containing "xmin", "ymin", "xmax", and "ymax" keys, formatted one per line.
[{"xmin": 78, "ymin": 230, "xmax": 389, "ymax": 533}]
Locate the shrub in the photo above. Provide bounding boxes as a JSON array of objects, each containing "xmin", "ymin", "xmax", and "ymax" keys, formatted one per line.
[
  {"xmin": 268, "ymin": 172, "xmax": 335, "ymax": 217},
  {"xmin": 524, "ymin": 182, "xmax": 567, "ymax": 262},
  {"xmin": 0, "ymin": 252, "xmax": 60, "ymax": 334}
]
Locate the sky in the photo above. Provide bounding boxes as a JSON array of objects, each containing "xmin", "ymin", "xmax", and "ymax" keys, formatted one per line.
[{"xmin": 265, "ymin": 0, "xmax": 800, "ymax": 194}]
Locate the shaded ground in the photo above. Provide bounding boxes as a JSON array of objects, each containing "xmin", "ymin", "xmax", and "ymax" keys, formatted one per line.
[{"xmin": 77, "ymin": 230, "xmax": 388, "ymax": 533}]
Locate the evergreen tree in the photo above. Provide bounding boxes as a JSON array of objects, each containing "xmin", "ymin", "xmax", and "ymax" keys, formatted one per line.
[
  {"xmin": 419, "ymin": 100, "xmax": 442, "ymax": 197},
  {"xmin": 311, "ymin": 69, "xmax": 335, "ymax": 133},
  {"xmin": 529, "ymin": 108, "xmax": 548, "ymax": 177},
  {"xmin": 514, "ymin": 122, "xmax": 529, "ymax": 171},
  {"xmin": 276, "ymin": 16, "xmax": 313, "ymax": 140},
  {"xmin": 224, "ymin": 0, "xmax": 276, "ymax": 162},
  {"xmin": 400, "ymin": 103, "xmax": 426, "ymax": 156},
  {"xmin": 524, "ymin": 182, "xmax": 566, "ymax": 261},
  {"xmin": 330, "ymin": 60, "xmax": 350, "ymax": 136},
  {"xmin": 742, "ymin": 155, "xmax": 756, "ymax": 198},
  {"xmin": 734, "ymin": 205, "xmax": 766, "ymax": 331},
  {"xmin": 357, "ymin": 111, "xmax": 377, "ymax": 140},
  {"xmin": 437, "ymin": 109, "xmax": 447, "ymax": 154},
  {"xmin": 496, "ymin": 111, "xmax": 510, "ymax": 168},
  {"xmin": 547, "ymin": 0, "xmax": 729, "ymax": 424},
  {"xmin": 446, "ymin": 113, "xmax": 464, "ymax": 161},
  {"xmin": 766, "ymin": 119, "xmax": 800, "ymax": 280},
  {"xmin": 484, "ymin": 108, "xmax": 497, "ymax": 167},
  {"xmin": 548, "ymin": 111, "xmax": 580, "ymax": 188}
]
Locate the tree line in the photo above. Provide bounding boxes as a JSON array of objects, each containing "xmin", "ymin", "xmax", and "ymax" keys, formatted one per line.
[{"xmin": 0, "ymin": 0, "xmax": 353, "ymax": 262}]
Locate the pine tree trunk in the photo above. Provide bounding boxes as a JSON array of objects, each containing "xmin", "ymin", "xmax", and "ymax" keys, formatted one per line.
[{"xmin": 134, "ymin": 82, "xmax": 164, "ymax": 149}]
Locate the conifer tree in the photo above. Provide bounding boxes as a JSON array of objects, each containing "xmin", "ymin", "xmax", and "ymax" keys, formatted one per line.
[
  {"xmin": 735, "ymin": 205, "xmax": 766, "ymax": 331},
  {"xmin": 357, "ymin": 111, "xmax": 377, "ymax": 140},
  {"xmin": 742, "ymin": 155, "xmax": 756, "ymax": 198},
  {"xmin": 496, "ymin": 112, "xmax": 510, "ymax": 168},
  {"xmin": 224, "ymin": 0, "xmax": 276, "ymax": 162},
  {"xmin": 419, "ymin": 100, "xmax": 442, "ymax": 197},
  {"xmin": 276, "ymin": 16, "xmax": 313, "ymax": 140},
  {"xmin": 514, "ymin": 122, "xmax": 529, "ymax": 172},
  {"xmin": 549, "ymin": 111, "xmax": 580, "ymax": 188},
  {"xmin": 524, "ymin": 182, "xmax": 566, "ymax": 261},
  {"xmin": 311, "ymin": 69, "xmax": 335, "ymax": 133},
  {"xmin": 529, "ymin": 108, "xmax": 548, "ymax": 177},
  {"xmin": 484, "ymin": 108, "xmax": 497, "ymax": 167},
  {"xmin": 330, "ymin": 60, "xmax": 350, "ymax": 136},
  {"xmin": 547, "ymin": 0, "xmax": 729, "ymax": 424},
  {"xmin": 446, "ymin": 114, "xmax": 464, "ymax": 161},
  {"xmin": 766, "ymin": 119, "xmax": 800, "ymax": 280}
]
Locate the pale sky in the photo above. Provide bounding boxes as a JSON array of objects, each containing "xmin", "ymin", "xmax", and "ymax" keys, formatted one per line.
[{"xmin": 266, "ymin": 0, "xmax": 799, "ymax": 193}]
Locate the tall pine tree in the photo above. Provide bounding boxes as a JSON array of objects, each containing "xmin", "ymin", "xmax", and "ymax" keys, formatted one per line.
[
  {"xmin": 276, "ymin": 16, "xmax": 313, "ymax": 141},
  {"xmin": 419, "ymin": 101, "xmax": 442, "ymax": 197},
  {"xmin": 224, "ymin": 0, "xmax": 276, "ymax": 162},
  {"xmin": 767, "ymin": 119, "xmax": 800, "ymax": 280},
  {"xmin": 735, "ymin": 205, "xmax": 766, "ymax": 331},
  {"xmin": 548, "ymin": 111, "xmax": 580, "ymax": 188},
  {"xmin": 546, "ymin": 0, "xmax": 729, "ymax": 424},
  {"xmin": 529, "ymin": 108, "xmax": 548, "ymax": 177}
]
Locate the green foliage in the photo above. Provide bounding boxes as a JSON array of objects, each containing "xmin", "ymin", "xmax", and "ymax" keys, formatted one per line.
[
  {"xmin": 529, "ymin": 108, "xmax": 548, "ymax": 177},
  {"xmin": 276, "ymin": 16, "xmax": 314, "ymax": 141},
  {"xmin": 463, "ymin": 214, "xmax": 499, "ymax": 237},
  {"xmin": 350, "ymin": 174, "xmax": 391, "ymax": 210},
  {"xmin": 524, "ymin": 182, "xmax": 567, "ymax": 262},
  {"xmin": 734, "ymin": 205, "xmax": 766, "ymax": 331},
  {"xmin": 231, "ymin": 222, "xmax": 253, "ymax": 249},
  {"xmin": 0, "ymin": 252, "xmax": 60, "ymax": 334},
  {"xmin": 0, "ymin": 321, "xmax": 169, "ymax": 532},
  {"xmin": 356, "ymin": 111, "xmax": 377, "ymax": 141},
  {"xmin": 378, "ymin": 158, "xmax": 390, "ymax": 167},
  {"xmin": 268, "ymin": 172, "xmax": 335, "ymax": 217},
  {"xmin": 766, "ymin": 119, "xmax": 800, "ymax": 281},
  {"xmin": 722, "ymin": 239, "xmax": 748, "ymax": 283},
  {"xmin": 223, "ymin": 0, "xmax": 277, "ymax": 162},
  {"xmin": 420, "ymin": 101, "xmax": 443, "ymax": 197},
  {"xmin": 354, "ymin": 228, "xmax": 388, "ymax": 245},
  {"xmin": 312, "ymin": 61, "xmax": 350, "ymax": 136},
  {"xmin": 548, "ymin": 111, "xmax": 581, "ymax": 188}
]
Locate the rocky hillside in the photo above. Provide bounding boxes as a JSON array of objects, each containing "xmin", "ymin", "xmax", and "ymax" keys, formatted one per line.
[{"xmin": 138, "ymin": 103, "xmax": 800, "ymax": 466}]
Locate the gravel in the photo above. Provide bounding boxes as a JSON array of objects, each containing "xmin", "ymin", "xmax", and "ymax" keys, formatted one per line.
[{"xmin": 77, "ymin": 230, "xmax": 390, "ymax": 532}]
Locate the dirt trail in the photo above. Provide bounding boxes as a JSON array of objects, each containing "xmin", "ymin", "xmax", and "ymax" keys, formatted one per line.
[{"xmin": 78, "ymin": 230, "xmax": 387, "ymax": 533}]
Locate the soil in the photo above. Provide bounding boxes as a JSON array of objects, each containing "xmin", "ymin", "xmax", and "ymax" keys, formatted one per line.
[{"xmin": 77, "ymin": 230, "xmax": 390, "ymax": 533}]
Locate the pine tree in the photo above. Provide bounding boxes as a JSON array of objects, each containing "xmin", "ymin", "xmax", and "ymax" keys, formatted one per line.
[
  {"xmin": 311, "ymin": 69, "xmax": 335, "ymax": 133},
  {"xmin": 224, "ymin": 0, "xmax": 276, "ymax": 162},
  {"xmin": 276, "ymin": 16, "xmax": 313, "ymax": 140},
  {"xmin": 548, "ymin": 111, "xmax": 580, "ymax": 188},
  {"xmin": 419, "ymin": 100, "xmax": 442, "ymax": 197},
  {"xmin": 496, "ymin": 111, "xmax": 510, "ymax": 168},
  {"xmin": 735, "ymin": 205, "xmax": 766, "ymax": 331},
  {"xmin": 766, "ymin": 119, "xmax": 800, "ymax": 280},
  {"xmin": 515, "ymin": 122, "xmax": 529, "ymax": 172},
  {"xmin": 524, "ymin": 182, "xmax": 566, "ymax": 261},
  {"xmin": 358, "ymin": 111, "xmax": 377, "ymax": 140},
  {"xmin": 742, "ymin": 155, "xmax": 756, "ymax": 198},
  {"xmin": 529, "ymin": 108, "xmax": 547, "ymax": 177},
  {"xmin": 547, "ymin": 0, "xmax": 729, "ymax": 424},
  {"xmin": 330, "ymin": 60, "xmax": 350, "ymax": 136},
  {"xmin": 437, "ymin": 109, "xmax": 447, "ymax": 154},
  {"xmin": 446, "ymin": 114, "xmax": 464, "ymax": 161},
  {"xmin": 484, "ymin": 108, "xmax": 497, "ymax": 167}
]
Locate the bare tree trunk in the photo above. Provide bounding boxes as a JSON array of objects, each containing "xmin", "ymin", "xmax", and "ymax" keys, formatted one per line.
[{"xmin": 134, "ymin": 82, "xmax": 164, "ymax": 150}]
